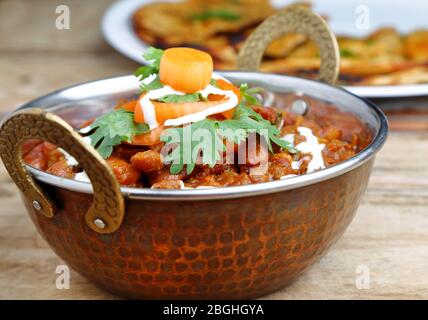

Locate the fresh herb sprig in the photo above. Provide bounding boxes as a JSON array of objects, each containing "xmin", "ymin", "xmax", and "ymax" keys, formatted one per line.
[
  {"xmin": 134, "ymin": 47, "xmax": 163, "ymax": 79},
  {"xmin": 240, "ymin": 83, "xmax": 262, "ymax": 106},
  {"xmin": 161, "ymin": 118, "xmax": 224, "ymax": 175},
  {"xmin": 157, "ymin": 93, "xmax": 206, "ymax": 103},
  {"xmin": 222, "ymin": 103, "xmax": 295, "ymax": 152},
  {"xmin": 190, "ymin": 9, "xmax": 241, "ymax": 21},
  {"xmin": 86, "ymin": 109, "xmax": 149, "ymax": 158},
  {"xmin": 339, "ymin": 48, "xmax": 357, "ymax": 58},
  {"xmin": 134, "ymin": 47, "xmax": 164, "ymax": 93},
  {"xmin": 161, "ymin": 103, "xmax": 296, "ymax": 174}
]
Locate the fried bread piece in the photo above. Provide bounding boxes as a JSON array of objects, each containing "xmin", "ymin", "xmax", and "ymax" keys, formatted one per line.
[
  {"xmin": 133, "ymin": 0, "xmax": 274, "ymax": 45},
  {"xmin": 355, "ymin": 65, "xmax": 428, "ymax": 85},
  {"xmin": 132, "ymin": 1, "xmax": 428, "ymax": 85},
  {"xmin": 404, "ymin": 30, "xmax": 428, "ymax": 61}
]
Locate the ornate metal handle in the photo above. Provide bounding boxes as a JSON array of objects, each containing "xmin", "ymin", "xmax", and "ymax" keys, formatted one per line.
[
  {"xmin": 238, "ymin": 6, "xmax": 340, "ymax": 85},
  {"xmin": 0, "ymin": 108, "xmax": 125, "ymax": 234}
]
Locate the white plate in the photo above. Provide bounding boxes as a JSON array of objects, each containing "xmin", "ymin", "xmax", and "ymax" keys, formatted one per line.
[{"xmin": 101, "ymin": 0, "xmax": 428, "ymax": 98}]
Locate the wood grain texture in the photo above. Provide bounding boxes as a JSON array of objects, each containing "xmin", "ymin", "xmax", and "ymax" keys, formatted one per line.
[
  {"xmin": 0, "ymin": 0, "xmax": 427, "ymax": 300},
  {"xmin": 0, "ymin": 0, "xmax": 138, "ymax": 113}
]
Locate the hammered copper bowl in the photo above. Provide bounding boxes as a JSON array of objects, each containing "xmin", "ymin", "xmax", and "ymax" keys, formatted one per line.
[{"xmin": 0, "ymin": 71, "xmax": 388, "ymax": 299}]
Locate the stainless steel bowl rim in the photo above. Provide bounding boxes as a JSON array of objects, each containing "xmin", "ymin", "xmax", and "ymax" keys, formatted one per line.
[{"xmin": 11, "ymin": 72, "xmax": 388, "ymax": 201}]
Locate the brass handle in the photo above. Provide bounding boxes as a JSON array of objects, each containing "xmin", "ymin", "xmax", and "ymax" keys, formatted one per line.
[
  {"xmin": 238, "ymin": 6, "xmax": 340, "ymax": 85},
  {"xmin": 0, "ymin": 108, "xmax": 125, "ymax": 234}
]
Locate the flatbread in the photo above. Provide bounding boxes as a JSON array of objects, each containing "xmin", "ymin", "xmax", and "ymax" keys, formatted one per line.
[
  {"xmin": 355, "ymin": 65, "xmax": 428, "ymax": 85},
  {"xmin": 133, "ymin": 0, "xmax": 274, "ymax": 45},
  {"xmin": 132, "ymin": 1, "xmax": 428, "ymax": 86},
  {"xmin": 404, "ymin": 30, "xmax": 428, "ymax": 61}
]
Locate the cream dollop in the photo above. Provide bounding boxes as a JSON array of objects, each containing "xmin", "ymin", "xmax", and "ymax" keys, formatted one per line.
[
  {"xmin": 74, "ymin": 171, "xmax": 90, "ymax": 183},
  {"xmin": 282, "ymin": 127, "xmax": 326, "ymax": 173},
  {"xmin": 60, "ymin": 148, "xmax": 78, "ymax": 166},
  {"xmin": 296, "ymin": 127, "xmax": 325, "ymax": 173},
  {"xmin": 58, "ymin": 149, "xmax": 90, "ymax": 183}
]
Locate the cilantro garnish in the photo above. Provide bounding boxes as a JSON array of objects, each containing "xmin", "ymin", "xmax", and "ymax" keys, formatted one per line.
[
  {"xmin": 190, "ymin": 9, "xmax": 241, "ymax": 21},
  {"xmin": 223, "ymin": 103, "xmax": 295, "ymax": 152},
  {"xmin": 210, "ymin": 79, "xmax": 219, "ymax": 88},
  {"xmin": 140, "ymin": 75, "xmax": 163, "ymax": 93},
  {"xmin": 134, "ymin": 47, "xmax": 165, "ymax": 92},
  {"xmin": 134, "ymin": 47, "xmax": 163, "ymax": 78},
  {"xmin": 340, "ymin": 48, "xmax": 356, "ymax": 58},
  {"xmin": 240, "ymin": 83, "xmax": 262, "ymax": 106},
  {"xmin": 161, "ymin": 119, "xmax": 224, "ymax": 174},
  {"xmin": 161, "ymin": 103, "xmax": 296, "ymax": 175},
  {"xmin": 86, "ymin": 109, "xmax": 149, "ymax": 158},
  {"xmin": 157, "ymin": 93, "xmax": 205, "ymax": 103}
]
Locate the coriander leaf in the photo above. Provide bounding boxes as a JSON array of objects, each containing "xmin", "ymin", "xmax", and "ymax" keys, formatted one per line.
[
  {"xmin": 134, "ymin": 47, "xmax": 164, "ymax": 90},
  {"xmin": 170, "ymin": 163, "xmax": 184, "ymax": 175},
  {"xmin": 139, "ymin": 75, "xmax": 163, "ymax": 93},
  {"xmin": 160, "ymin": 103, "xmax": 296, "ymax": 175},
  {"xmin": 270, "ymin": 135, "xmax": 296, "ymax": 153},
  {"xmin": 190, "ymin": 10, "xmax": 241, "ymax": 21},
  {"xmin": 87, "ymin": 109, "xmax": 149, "ymax": 158},
  {"xmin": 161, "ymin": 119, "xmax": 224, "ymax": 175},
  {"xmin": 230, "ymin": 103, "xmax": 297, "ymax": 153},
  {"xmin": 240, "ymin": 83, "xmax": 261, "ymax": 106},
  {"xmin": 157, "ymin": 93, "xmax": 203, "ymax": 103},
  {"xmin": 134, "ymin": 65, "xmax": 155, "ymax": 80},
  {"xmin": 143, "ymin": 47, "xmax": 164, "ymax": 69},
  {"xmin": 232, "ymin": 100, "xmax": 263, "ymax": 119},
  {"xmin": 217, "ymin": 122, "xmax": 247, "ymax": 144},
  {"xmin": 340, "ymin": 48, "xmax": 356, "ymax": 58},
  {"xmin": 210, "ymin": 79, "xmax": 219, "ymax": 88}
]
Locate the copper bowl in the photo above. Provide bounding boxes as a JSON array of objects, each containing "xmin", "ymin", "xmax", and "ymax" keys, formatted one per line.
[
  {"xmin": 0, "ymin": 8, "xmax": 388, "ymax": 299},
  {"xmin": 0, "ymin": 72, "xmax": 387, "ymax": 299}
]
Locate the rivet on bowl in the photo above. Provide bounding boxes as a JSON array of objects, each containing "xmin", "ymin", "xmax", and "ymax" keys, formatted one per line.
[
  {"xmin": 32, "ymin": 200, "xmax": 42, "ymax": 211},
  {"xmin": 94, "ymin": 218, "xmax": 106, "ymax": 229},
  {"xmin": 291, "ymin": 99, "xmax": 309, "ymax": 116}
]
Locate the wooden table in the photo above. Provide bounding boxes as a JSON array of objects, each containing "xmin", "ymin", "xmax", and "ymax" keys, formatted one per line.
[{"xmin": 0, "ymin": 0, "xmax": 427, "ymax": 300}]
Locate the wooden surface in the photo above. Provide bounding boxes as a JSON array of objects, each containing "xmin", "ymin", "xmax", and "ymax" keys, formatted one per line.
[{"xmin": 0, "ymin": 0, "xmax": 427, "ymax": 300}]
